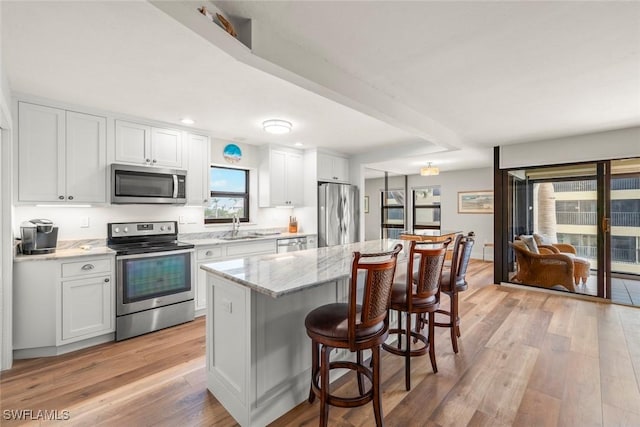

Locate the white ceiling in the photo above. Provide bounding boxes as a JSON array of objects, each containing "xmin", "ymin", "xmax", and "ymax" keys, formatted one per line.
[{"xmin": 3, "ymin": 1, "xmax": 640, "ymax": 176}]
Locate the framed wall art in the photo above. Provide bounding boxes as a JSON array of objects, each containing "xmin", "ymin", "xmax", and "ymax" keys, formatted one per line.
[{"xmin": 458, "ymin": 190, "xmax": 494, "ymax": 214}]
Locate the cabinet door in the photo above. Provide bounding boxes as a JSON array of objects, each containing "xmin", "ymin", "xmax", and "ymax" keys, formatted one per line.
[
  {"xmin": 66, "ymin": 112, "xmax": 107, "ymax": 203},
  {"xmin": 151, "ymin": 127, "xmax": 182, "ymax": 168},
  {"xmin": 18, "ymin": 102, "xmax": 65, "ymax": 202},
  {"xmin": 333, "ymin": 156, "xmax": 349, "ymax": 183},
  {"xmin": 186, "ymin": 133, "xmax": 210, "ymax": 205},
  {"xmin": 61, "ymin": 275, "xmax": 114, "ymax": 341},
  {"xmin": 316, "ymin": 152, "xmax": 334, "ymax": 182},
  {"xmin": 115, "ymin": 120, "xmax": 150, "ymax": 165},
  {"xmin": 269, "ymin": 150, "xmax": 288, "ymax": 206},
  {"xmin": 286, "ymin": 152, "xmax": 304, "ymax": 205},
  {"xmin": 196, "ymin": 263, "xmax": 208, "ymax": 313},
  {"xmin": 317, "ymin": 152, "xmax": 349, "ymax": 183}
]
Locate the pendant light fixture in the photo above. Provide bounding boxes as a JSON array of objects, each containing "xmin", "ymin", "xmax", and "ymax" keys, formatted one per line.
[{"xmin": 420, "ymin": 162, "xmax": 439, "ymax": 176}]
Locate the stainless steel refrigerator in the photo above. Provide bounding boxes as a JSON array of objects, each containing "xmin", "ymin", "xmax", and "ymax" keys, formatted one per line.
[{"xmin": 318, "ymin": 182, "xmax": 360, "ymax": 247}]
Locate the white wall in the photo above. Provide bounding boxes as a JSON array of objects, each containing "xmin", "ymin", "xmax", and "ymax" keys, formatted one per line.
[
  {"xmin": 0, "ymin": 0, "xmax": 15, "ymax": 370},
  {"xmin": 408, "ymin": 167, "xmax": 493, "ymax": 260},
  {"xmin": 361, "ymin": 168, "xmax": 494, "ymax": 259},
  {"xmin": 500, "ymin": 126, "xmax": 640, "ymax": 169}
]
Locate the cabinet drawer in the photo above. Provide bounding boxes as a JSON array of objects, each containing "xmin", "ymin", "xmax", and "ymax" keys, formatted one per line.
[
  {"xmin": 197, "ymin": 246, "xmax": 224, "ymax": 261},
  {"xmin": 62, "ymin": 258, "xmax": 111, "ymax": 278},
  {"xmin": 227, "ymin": 240, "xmax": 276, "ymax": 257}
]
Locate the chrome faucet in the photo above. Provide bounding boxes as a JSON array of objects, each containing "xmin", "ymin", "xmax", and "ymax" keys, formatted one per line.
[{"xmin": 232, "ymin": 214, "xmax": 240, "ymax": 236}]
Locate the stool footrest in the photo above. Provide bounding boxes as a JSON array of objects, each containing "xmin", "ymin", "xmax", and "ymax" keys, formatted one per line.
[
  {"xmin": 310, "ymin": 359, "xmax": 374, "ymax": 408},
  {"xmin": 383, "ymin": 328, "xmax": 429, "ymax": 357}
]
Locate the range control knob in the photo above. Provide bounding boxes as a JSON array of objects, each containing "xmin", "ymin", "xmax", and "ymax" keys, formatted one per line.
[
  {"xmin": 160, "ymin": 226, "xmax": 166, "ymax": 231},
  {"xmin": 114, "ymin": 227, "xmax": 120, "ymax": 234},
  {"xmin": 123, "ymin": 227, "xmax": 129, "ymax": 233},
  {"xmin": 167, "ymin": 225, "xmax": 172, "ymax": 231}
]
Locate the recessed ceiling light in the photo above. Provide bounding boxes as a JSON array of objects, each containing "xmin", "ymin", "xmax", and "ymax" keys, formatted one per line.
[
  {"xmin": 294, "ymin": 142, "xmax": 304, "ymax": 147},
  {"xmin": 181, "ymin": 118, "xmax": 195, "ymax": 125},
  {"xmin": 263, "ymin": 119, "xmax": 292, "ymax": 134}
]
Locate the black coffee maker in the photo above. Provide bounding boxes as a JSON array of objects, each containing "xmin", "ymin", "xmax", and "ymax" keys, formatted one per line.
[{"xmin": 20, "ymin": 219, "xmax": 59, "ymax": 255}]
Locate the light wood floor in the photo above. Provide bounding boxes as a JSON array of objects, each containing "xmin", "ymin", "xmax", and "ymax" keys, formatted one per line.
[{"xmin": 2, "ymin": 260, "xmax": 640, "ymax": 426}]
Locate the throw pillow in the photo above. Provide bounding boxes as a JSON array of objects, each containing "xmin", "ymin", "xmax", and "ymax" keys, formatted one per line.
[
  {"xmin": 520, "ymin": 235, "xmax": 539, "ymax": 254},
  {"xmin": 533, "ymin": 232, "xmax": 555, "ymax": 246}
]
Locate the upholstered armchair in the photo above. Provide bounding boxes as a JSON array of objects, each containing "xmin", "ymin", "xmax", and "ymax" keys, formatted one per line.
[
  {"xmin": 509, "ymin": 240, "xmax": 577, "ymax": 292},
  {"xmin": 533, "ymin": 234, "xmax": 591, "ymax": 285}
]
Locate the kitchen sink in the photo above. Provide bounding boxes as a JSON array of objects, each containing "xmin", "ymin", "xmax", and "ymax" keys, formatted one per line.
[{"xmin": 220, "ymin": 234, "xmax": 261, "ymax": 241}]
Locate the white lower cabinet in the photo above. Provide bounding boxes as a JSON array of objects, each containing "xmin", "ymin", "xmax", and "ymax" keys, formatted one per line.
[
  {"xmin": 195, "ymin": 240, "xmax": 277, "ymax": 315},
  {"xmin": 61, "ymin": 275, "xmax": 113, "ymax": 342},
  {"xmin": 13, "ymin": 255, "xmax": 115, "ymax": 358}
]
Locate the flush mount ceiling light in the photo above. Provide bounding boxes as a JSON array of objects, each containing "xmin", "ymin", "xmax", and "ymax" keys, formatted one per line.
[
  {"xmin": 263, "ymin": 119, "xmax": 292, "ymax": 134},
  {"xmin": 420, "ymin": 162, "xmax": 440, "ymax": 176},
  {"xmin": 180, "ymin": 118, "xmax": 195, "ymax": 125}
]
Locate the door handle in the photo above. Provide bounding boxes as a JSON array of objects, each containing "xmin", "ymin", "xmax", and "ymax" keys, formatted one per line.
[{"xmin": 602, "ymin": 217, "xmax": 611, "ymax": 233}]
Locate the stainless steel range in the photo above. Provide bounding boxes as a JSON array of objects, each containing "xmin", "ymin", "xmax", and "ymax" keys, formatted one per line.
[{"xmin": 107, "ymin": 221, "xmax": 195, "ymax": 341}]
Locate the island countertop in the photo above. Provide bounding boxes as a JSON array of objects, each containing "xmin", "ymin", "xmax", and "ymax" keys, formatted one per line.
[{"xmin": 200, "ymin": 239, "xmax": 408, "ymax": 298}]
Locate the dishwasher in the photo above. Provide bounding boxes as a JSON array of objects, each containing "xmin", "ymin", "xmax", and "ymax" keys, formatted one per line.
[{"xmin": 276, "ymin": 236, "xmax": 310, "ymax": 253}]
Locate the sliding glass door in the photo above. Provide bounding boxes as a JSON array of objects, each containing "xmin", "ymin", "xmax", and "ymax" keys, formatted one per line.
[
  {"xmin": 608, "ymin": 159, "xmax": 640, "ymax": 305},
  {"xmin": 500, "ymin": 158, "xmax": 640, "ymax": 304}
]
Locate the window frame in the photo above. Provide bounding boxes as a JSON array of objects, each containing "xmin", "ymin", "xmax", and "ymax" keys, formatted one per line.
[
  {"xmin": 380, "ymin": 189, "xmax": 405, "ymax": 239},
  {"xmin": 412, "ymin": 186, "xmax": 441, "ymax": 231},
  {"xmin": 205, "ymin": 166, "xmax": 250, "ymax": 224}
]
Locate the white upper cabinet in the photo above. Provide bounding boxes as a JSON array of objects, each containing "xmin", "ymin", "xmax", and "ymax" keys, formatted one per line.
[
  {"xmin": 18, "ymin": 102, "xmax": 106, "ymax": 203},
  {"xmin": 317, "ymin": 152, "xmax": 349, "ymax": 183},
  {"xmin": 66, "ymin": 111, "xmax": 107, "ymax": 203},
  {"xmin": 151, "ymin": 127, "xmax": 182, "ymax": 168},
  {"xmin": 186, "ymin": 133, "xmax": 210, "ymax": 206},
  {"xmin": 114, "ymin": 120, "xmax": 149, "ymax": 165},
  {"xmin": 115, "ymin": 120, "xmax": 182, "ymax": 168},
  {"xmin": 259, "ymin": 147, "xmax": 304, "ymax": 207}
]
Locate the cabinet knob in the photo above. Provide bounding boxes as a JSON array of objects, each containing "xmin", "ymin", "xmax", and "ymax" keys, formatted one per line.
[
  {"xmin": 81, "ymin": 264, "xmax": 95, "ymax": 271},
  {"xmin": 152, "ymin": 159, "xmax": 157, "ymax": 163},
  {"xmin": 104, "ymin": 278, "xmax": 110, "ymax": 282},
  {"xmin": 145, "ymin": 158, "xmax": 151, "ymax": 163},
  {"xmin": 59, "ymin": 196, "xmax": 64, "ymax": 200},
  {"xmin": 205, "ymin": 250, "xmax": 212, "ymax": 256},
  {"xmin": 68, "ymin": 196, "xmax": 74, "ymax": 200}
]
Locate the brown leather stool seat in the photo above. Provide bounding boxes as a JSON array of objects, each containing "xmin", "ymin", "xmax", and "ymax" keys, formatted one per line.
[
  {"xmin": 306, "ymin": 244, "xmax": 402, "ymax": 427},
  {"xmin": 305, "ymin": 303, "xmax": 385, "ymax": 341}
]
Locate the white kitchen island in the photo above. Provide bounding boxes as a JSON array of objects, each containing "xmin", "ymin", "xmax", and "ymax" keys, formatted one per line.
[{"xmin": 200, "ymin": 239, "xmax": 407, "ymax": 427}]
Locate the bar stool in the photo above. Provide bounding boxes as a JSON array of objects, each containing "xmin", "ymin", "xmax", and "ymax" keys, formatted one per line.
[
  {"xmin": 434, "ymin": 232, "xmax": 475, "ymax": 353},
  {"xmin": 382, "ymin": 239, "xmax": 449, "ymax": 391},
  {"xmin": 305, "ymin": 244, "xmax": 402, "ymax": 427}
]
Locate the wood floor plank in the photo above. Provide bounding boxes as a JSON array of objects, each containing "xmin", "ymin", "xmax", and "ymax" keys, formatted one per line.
[
  {"xmin": 527, "ymin": 332, "xmax": 571, "ymax": 400},
  {"xmin": 3, "ymin": 260, "xmax": 640, "ymax": 427},
  {"xmin": 557, "ymin": 352, "xmax": 603, "ymax": 427},
  {"xmin": 513, "ymin": 388, "xmax": 562, "ymax": 427}
]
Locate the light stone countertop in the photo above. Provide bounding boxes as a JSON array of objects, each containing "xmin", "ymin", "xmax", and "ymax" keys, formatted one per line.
[
  {"xmin": 14, "ymin": 246, "xmax": 116, "ymax": 262},
  {"xmin": 14, "ymin": 232, "xmax": 316, "ymax": 261},
  {"xmin": 181, "ymin": 232, "xmax": 315, "ymax": 247},
  {"xmin": 200, "ymin": 239, "xmax": 409, "ymax": 298}
]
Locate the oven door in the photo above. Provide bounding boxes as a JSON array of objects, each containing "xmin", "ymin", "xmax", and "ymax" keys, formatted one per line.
[{"xmin": 116, "ymin": 249, "xmax": 194, "ymax": 316}]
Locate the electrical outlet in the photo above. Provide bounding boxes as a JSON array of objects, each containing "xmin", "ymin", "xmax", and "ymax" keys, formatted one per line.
[
  {"xmin": 179, "ymin": 216, "xmax": 186, "ymax": 224},
  {"xmin": 80, "ymin": 217, "xmax": 90, "ymax": 228}
]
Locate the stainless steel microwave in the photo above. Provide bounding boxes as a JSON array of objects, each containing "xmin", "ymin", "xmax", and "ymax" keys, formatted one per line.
[{"xmin": 111, "ymin": 164, "xmax": 187, "ymax": 204}]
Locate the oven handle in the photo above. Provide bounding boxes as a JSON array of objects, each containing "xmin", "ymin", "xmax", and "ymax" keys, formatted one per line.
[
  {"xmin": 173, "ymin": 175, "xmax": 178, "ymax": 198},
  {"xmin": 116, "ymin": 248, "xmax": 194, "ymax": 261}
]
